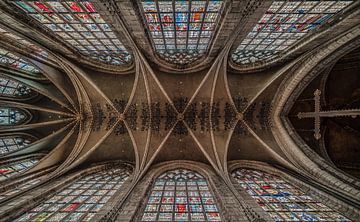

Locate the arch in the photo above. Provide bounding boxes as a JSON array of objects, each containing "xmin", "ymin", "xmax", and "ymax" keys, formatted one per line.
[
  {"xmin": 14, "ymin": 163, "xmax": 132, "ymax": 221},
  {"xmin": 138, "ymin": 0, "xmax": 224, "ymax": 66},
  {"xmin": 0, "ymin": 155, "xmax": 41, "ymax": 182},
  {"xmin": 0, "ymin": 47, "xmax": 40, "ymax": 74},
  {"xmin": 229, "ymin": 161, "xmax": 356, "ymax": 221},
  {"xmin": 0, "ymin": 75, "xmax": 37, "ymax": 100},
  {"xmin": 140, "ymin": 167, "xmax": 222, "ymax": 221},
  {"xmin": 11, "ymin": 0, "xmax": 132, "ymax": 66},
  {"xmin": 230, "ymin": 0, "xmax": 355, "ymax": 68},
  {"xmin": 0, "ymin": 107, "xmax": 31, "ymax": 126},
  {"xmin": 0, "ymin": 133, "xmax": 36, "ymax": 156}
]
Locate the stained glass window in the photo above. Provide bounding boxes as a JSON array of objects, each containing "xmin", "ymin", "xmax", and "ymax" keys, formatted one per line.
[
  {"xmin": 0, "ymin": 27, "xmax": 49, "ymax": 60},
  {"xmin": 140, "ymin": 0, "xmax": 223, "ymax": 65},
  {"xmin": 141, "ymin": 168, "xmax": 222, "ymax": 221},
  {"xmin": 232, "ymin": 168, "xmax": 350, "ymax": 221},
  {"xmin": 0, "ymin": 48, "xmax": 39, "ymax": 73},
  {"xmin": 232, "ymin": 0, "xmax": 354, "ymax": 65},
  {"xmin": 12, "ymin": 1, "xmax": 131, "ymax": 65},
  {"xmin": 0, "ymin": 135, "xmax": 34, "ymax": 155},
  {"xmin": 0, "ymin": 76, "xmax": 33, "ymax": 98},
  {"xmin": 0, "ymin": 157, "xmax": 39, "ymax": 181},
  {"xmin": 0, "ymin": 107, "xmax": 28, "ymax": 125},
  {"xmin": 15, "ymin": 166, "xmax": 131, "ymax": 221}
]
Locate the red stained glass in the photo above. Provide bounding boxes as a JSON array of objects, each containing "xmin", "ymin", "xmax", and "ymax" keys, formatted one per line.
[
  {"xmin": 176, "ymin": 204, "xmax": 186, "ymax": 213},
  {"xmin": 62, "ymin": 203, "xmax": 79, "ymax": 212},
  {"xmin": 192, "ymin": 13, "xmax": 202, "ymax": 22},
  {"xmin": 68, "ymin": 2, "xmax": 84, "ymax": 13},
  {"xmin": 83, "ymin": 2, "xmax": 97, "ymax": 13},
  {"xmin": 0, "ymin": 169, "xmax": 9, "ymax": 174},
  {"xmin": 162, "ymin": 15, "xmax": 173, "ymax": 23},
  {"xmin": 33, "ymin": 2, "xmax": 53, "ymax": 13}
]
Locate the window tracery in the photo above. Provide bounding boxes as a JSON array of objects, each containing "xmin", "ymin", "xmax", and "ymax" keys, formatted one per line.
[
  {"xmin": 232, "ymin": 0, "xmax": 354, "ymax": 65},
  {"xmin": 232, "ymin": 168, "xmax": 350, "ymax": 221},
  {"xmin": 140, "ymin": 0, "xmax": 223, "ymax": 66},
  {"xmin": 0, "ymin": 135, "xmax": 34, "ymax": 155},
  {"xmin": 15, "ymin": 166, "xmax": 131, "ymax": 221},
  {"xmin": 0, "ymin": 48, "xmax": 40, "ymax": 73},
  {"xmin": 141, "ymin": 168, "xmax": 222, "ymax": 221},
  {"xmin": 0, "ymin": 157, "xmax": 40, "ymax": 182},
  {"xmin": 0, "ymin": 107, "xmax": 28, "ymax": 126},
  {"xmin": 0, "ymin": 76, "xmax": 33, "ymax": 98},
  {"xmin": 12, "ymin": 0, "xmax": 132, "ymax": 65}
]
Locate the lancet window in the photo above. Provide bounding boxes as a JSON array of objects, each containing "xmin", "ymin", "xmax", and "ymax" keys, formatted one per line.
[
  {"xmin": 0, "ymin": 76, "xmax": 33, "ymax": 98},
  {"xmin": 141, "ymin": 168, "xmax": 222, "ymax": 221},
  {"xmin": 140, "ymin": 0, "xmax": 223, "ymax": 65},
  {"xmin": 0, "ymin": 157, "xmax": 40, "ymax": 182},
  {"xmin": 0, "ymin": 107, "xmax": 29, "ymax": 126},
  {"xmin": 0, "ymin": 135, "xmax": 34, "ymax": 155},
  {"xmin": 232, "ymin": 0, "xmax": 354, "ymax": 65},
  {"xmin": 232, "ymin": 168, "xmax": 350, "ymax": 221},
  {"xmin": 12, "ymin": 1, "xmax": 132, "ymax": 65},
  {"xmin": 15, "ymin": 166, "xmax": 131, "ymax": 221},
  {"xmin": 0, "ymin": 48, "xmax": 39, "ymax": 73}
]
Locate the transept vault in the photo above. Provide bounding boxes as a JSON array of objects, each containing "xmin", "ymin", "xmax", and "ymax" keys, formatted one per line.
[{"xmin": 0, "ymin": 0, "xmax": 359, "ymax": 221}]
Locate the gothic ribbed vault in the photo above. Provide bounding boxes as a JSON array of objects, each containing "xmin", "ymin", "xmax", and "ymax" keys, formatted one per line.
[{"xmin": 0, "ymin": 1, "xmax": 359, "ymax": 221}]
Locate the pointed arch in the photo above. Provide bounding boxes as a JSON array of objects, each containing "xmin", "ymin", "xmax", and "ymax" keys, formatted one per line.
[
  {"xmin": 0, "ymin": 154, "xmax": 42, "ymax": 182},
  {"xmin": 138, "ymin": 0, "xmax": 224, "ymax": 66},
  {"xmin": 0, "ymin": 133, "xmax": 36, "ymax": 156},
  {"xmin": 229, "ymin": 161, "xmax": 356, "ymax": 221},
  {"xmin": 0, "ymin": 75, "xmax": 37, "ymax": 100},
  {"xmin": 0, "ymin": 47, "xmax": 40, "ymax": 74},
  {"xmin": 0, "ymin": 107, "xmax": 32, "ymax": 126},
  {"xmin": 11, "ymin": 0, "xmax": 132, "ymax": 66},
  {"xmin": 14, "ymin": 163, "xmax": 133, "ymax": 221},
  {"xmin": 141, "ymin": 168, "xmax": 222, "ymax": 221},
  {"xmin": 231, "ymin": 0, "xmax": 355, "ymax": 67}
]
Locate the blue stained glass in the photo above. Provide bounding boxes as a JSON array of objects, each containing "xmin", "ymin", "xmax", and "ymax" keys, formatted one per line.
[
  {"xmin": 0, "ymin": 135, "xmax": 34, "ymax": 156},
  {"xmin": 0, "ymin": 107, "xmax": 28, "ymax": 126},
  {"xmin": 0, "ymin": 47, "xmax": 39, "ymax": 73},
  {"xmin": 0, "ymin": 157, "xmax": 39, "ymax": 181},
  {"xmin": 232, "ymin": 169, "xmax": 351, "ymax": 221},
  {"xmin": 12, "ymin": 1, "xmax": 132, "ymax": 65},
  {"xmin": 232, "ymin": 0, "xmax": 354, "ymax": 65},
  {"xmin": 15, "ymin": 166, "xmax": 131, "ymax": 221},
  {"xmin": 141, "ymin": 0, "xmax": 223, "ymax": 66},
  {"xmin": 141, "ymin": 169, "xmax": 222, "ymax": 221}
]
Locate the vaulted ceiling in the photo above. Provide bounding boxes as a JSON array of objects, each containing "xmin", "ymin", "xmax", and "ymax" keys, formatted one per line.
[{"xmin": 0, "ymin": 0, "xmax": 359, "ymax": 195}]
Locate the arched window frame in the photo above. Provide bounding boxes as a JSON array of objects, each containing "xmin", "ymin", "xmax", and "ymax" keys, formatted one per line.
[
  {"xmin": 8, "ymin": 162, "xmax": 133, "ymax": 222},
  {"xmin": 0, "ymin": 107, "xmax": 32, "ymax": 126},
  {"xmin": 138, "ymin": 0, "xmax": 225, "ymax": 66},
  {"xmin": 0, "ymin": 74, "xmax": 38, "ymax": 101},
  {"xmin": 0, "ymin": 47, "xmax": 41, "ymax": 75},
  {"xmin": 230, "ymin": 0, "xmax": 356, "ymax": 69},
  {"xmin": 0, "ymin": 133, "xmax": 37, "ymax": 157},
  {"xmin": 0, "ymin": 153, "xmax": 43, "ymax": 183},
  {"xmin": 0, "ymin": 161, "xmax": 52, "ymax": 204},
  {"xmin": 140, "ymin": 168, "xmax": 223, "ymax": 221},
  {"xmin": 228, "ymin": 160, "xmax": 357, "ymax": 221},
  {"xmin": 11, "ymin": 0, "xmax": 132, "ymax": 66}
]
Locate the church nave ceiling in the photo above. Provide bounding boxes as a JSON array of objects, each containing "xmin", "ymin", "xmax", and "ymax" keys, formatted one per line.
[{"xmin": 0, "ymin": 1, "xmax": 358, "ymax": 211}]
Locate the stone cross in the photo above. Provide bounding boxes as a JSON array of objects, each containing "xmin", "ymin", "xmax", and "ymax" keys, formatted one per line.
[{"xmin": 297, "ymin": 89, "xmax": 360, "ymax": 140}]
